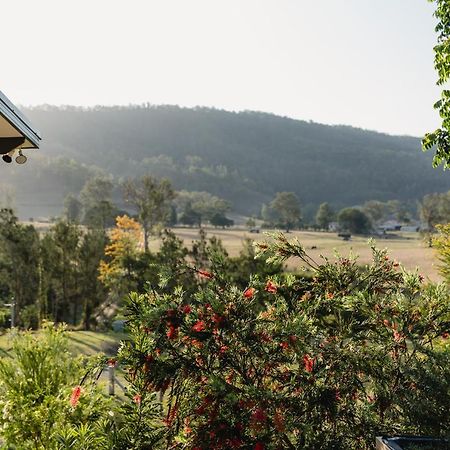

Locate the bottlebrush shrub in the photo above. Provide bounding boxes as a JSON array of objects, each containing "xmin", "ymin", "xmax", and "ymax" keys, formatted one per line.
[
  {"xmin": 0, "ymin": 323, "xmax": 115, "ymax": 449},
  {"xmin": 118, "ymin": 233, "xmax": 450, "ymax": 449}
]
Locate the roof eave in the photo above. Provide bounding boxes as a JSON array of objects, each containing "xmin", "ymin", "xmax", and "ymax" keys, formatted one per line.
[{"xmin": 0, "ymin": 91, "xmax": 41, "ymax": 149}]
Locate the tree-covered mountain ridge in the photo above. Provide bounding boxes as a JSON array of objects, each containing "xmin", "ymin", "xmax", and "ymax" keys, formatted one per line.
[{"xmin": 2, "ymin": 104, "xmax": 449, "ymax": 219}]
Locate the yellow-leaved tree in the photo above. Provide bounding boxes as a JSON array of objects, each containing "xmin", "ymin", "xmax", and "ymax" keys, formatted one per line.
[{"xmin": 99, "ymin": 215, "xmax": 142, "ymax": 295}]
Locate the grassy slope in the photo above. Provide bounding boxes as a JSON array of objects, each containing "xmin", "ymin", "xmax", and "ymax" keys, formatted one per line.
[{"xmin": 0, "ymin": 330, "xmax": 126, "ymax": 358}]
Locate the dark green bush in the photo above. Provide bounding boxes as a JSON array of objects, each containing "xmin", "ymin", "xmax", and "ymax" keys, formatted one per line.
[{"xmin": 118, "ymin": 233, "xmax": 450, "ymax": 449}]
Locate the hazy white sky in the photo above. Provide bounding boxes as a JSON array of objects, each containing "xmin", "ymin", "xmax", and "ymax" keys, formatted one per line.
[{"xmin": 2, "ymin": 0, "xmax": 440, "ymax": 136}]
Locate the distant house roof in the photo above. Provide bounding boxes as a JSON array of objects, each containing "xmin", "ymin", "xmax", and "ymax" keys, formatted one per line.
[{"xmin": 0, "ymin": 90, "xmax": 41, "ymax": 153}]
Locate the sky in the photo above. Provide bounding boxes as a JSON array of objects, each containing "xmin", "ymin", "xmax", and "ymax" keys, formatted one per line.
[{"xmin": 2, "ymin": 0, "xmax": 440, "ymax": 137}]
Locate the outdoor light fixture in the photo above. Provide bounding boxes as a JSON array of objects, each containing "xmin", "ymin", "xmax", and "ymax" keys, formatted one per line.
[
  {"xmin": 0, "ymin": 90, "xmax": 41, "ymax": 163},
  {"xmin": 2, "ymin": 150, "xmax": 14, "ymax": 163},
  {"xmin": 15, "ymin": 149, "xmax": 27, "ymax": 164}
]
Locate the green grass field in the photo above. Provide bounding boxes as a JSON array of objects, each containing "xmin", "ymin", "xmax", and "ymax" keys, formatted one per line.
[{"xmin": 0, "ymin": 330, "xmax": 125, "ymax": 358}]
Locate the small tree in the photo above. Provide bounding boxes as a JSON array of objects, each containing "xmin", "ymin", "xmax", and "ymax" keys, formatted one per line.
[
  {"xmin": 210, "ymin": 212, "xmax": 234, "ymax": 228},
  {"xmin": 315, "ymin": 202, "xmax": 335, "ymax": 230},
  {"xmin": 64, "ymin": 194, "xmax": 82, "ymax": 223},
  {"xmin": 78, "ymin": 229, "xmax": 108, "ymax": 330},
  {"xmin": 419, "ymin": 192, "xmax": 450, "ymax": 232},
  {"xmin": 176, "ymin": 191, "xmax": 231, "ymax": 228},
  {"xmin": 0, "ymin": 209, "xmax": 40, "ymax": 327},
  {"xmin": 123, "ymin": 175, "xmax": 175, "ymax": 252},
  {"xmin": 178, "ymin": 201, "xmax": 201, "ymax": 227},
  {"xmin": 99, "ymin": 215, "xmax": 141, "ymax": 296},
  {"xmin": 79, "ymin": 176, "xmax": 114, "ymax": 212},
  {"xmin": 0, "ymin": 323, "xmax": 114, "ymax": 449},
  {"xmin": 246, "ymin": 217, "xmax": 256, "ymax": 229},
  {"xmin": 47, "ymin": 221, "xmax": 81, "ymax": 324},
  {"xmin": 270, "ymin": 191, "xmax": 301, "ymax": 232},
  {"xmin": 337, "ymin": 207, "xmax": 371, "ymax": 234},
  {"xmin": 362, "ymin": 200, "xmax": 387, "ymax": 225}
]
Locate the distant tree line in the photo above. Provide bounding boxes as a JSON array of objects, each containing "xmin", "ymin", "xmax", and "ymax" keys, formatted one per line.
[
  {"xmin": 10, "ymin": 105, "xmax": 450, "ymax": 220},
  {"xmin": 0, "ymin": 175, "xmax": 281, "ymax": 329},
  {"xmin": 62, "ymin": 175, "xmax": 235, "ymax": 232},
  {"xmin": 55, "ymin": 172, "xmax": 429, "ymax": 237},
  {"xmin": 2, "ymin": 168, "xmax": 450, "ymax": 329}
]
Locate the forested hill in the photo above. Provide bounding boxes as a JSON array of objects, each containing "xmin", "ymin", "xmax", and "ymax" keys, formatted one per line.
[{"xmin": 1, "ymin": 105, "xmax": 449, "ymax": 219}]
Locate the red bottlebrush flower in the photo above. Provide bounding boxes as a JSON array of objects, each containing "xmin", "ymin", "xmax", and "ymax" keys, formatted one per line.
[
  {"xmin": 243, "ymin": 287, "xmax": 255, "ymax": 298},
  {"xmin": 442, "ymin": 332, "xmax": 449, "ymax": 339},
  {"xmin": 198, "ymin": 269, "xmax": 214, "ymax": 279},
  {"xmin": 254, "ymin": 442, "xmax": 265, "ymax": 450},
  {"xmin": 219, "ymin": 345, "xmax": 229, "ymax": 355},
  {"xmin": 280, "ymin": 341, "xmax": 289, "ymax": 350},
  {"xmin": 196, "ymin": 356, "xmax": 205, "ymax": 367},
  {"xmin": 239, "ymin": 399, "xmax": 256, "ymax": 409},
  {"xmin": 393, "ymin": 330, "xmax": 403, "ymax": 342},
  {"xmin": 166, "ymin": 308, "xmax": 177, "ymax": 318},
  {"xmin": 212, "ymin": 313, "xmax": 225, "ymax": 327},
  {"xmin": 289, "ymin": 335, "xmax": 297, "ymax": 344},
  {"xmin": 191, "ymin": 339, "xmax": 204, "ymax": 348},
  {"xmin": 143, "ymin": 354, "xmax": 153, "ymax": 372},
  {"xmin": 274, "ymin": 410, "xmax": 285, "ymax": 432},
  {"xmin": 107, "ymin": 358, "xmax": 117, "ymax": 367},
  {"xmin": 133, "ymin": 394, "xmax": 142, "ymax": 405},
  {"xmin": 326, "ymin": 292, "xmax": 334, "ymax": 299},
  {"xmin": 155, "ymin": 348, "xmax": 161, "ymax": 355},
  {"xmin": 251, "ymin": 408, "xmax": 267, "ymax": 423},
  {"xmin": 265, "ymin": 280, "xmax": 277, "ymax": 293},
  {"xmin": 259, "ymin": 331, "xmax": 272, "ymax": 342},
  {"xmin": 166, "ymin": 325, "xmax": 178, "ymax": 340},
  {"xmin": 303, "ymin": 354, "xmax": 315, "ymax": 373},
  {"xmin": 192, "ymin": 320, "xmax": 206, "ymax": 332},
  {"xmin": 182, "ymin": 304, "xmax": 192, "ymax": 314},
  {"xmin": 383, "ymin": 319, "xmax": 390, "ymax": 328},
  {"xmin": 194, "ymin": 405, "xmax": 206, "ymax": 414},
  {"xmin": 230, "ymin": 438, "xmax": 243, "ymax": 448},
  {"xmin": 70, "ymin": 385, "xmax": 82, "ymax": 407}
]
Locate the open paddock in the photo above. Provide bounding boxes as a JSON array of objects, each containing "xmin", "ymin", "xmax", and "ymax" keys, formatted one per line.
[{"xmin": 149, "ymin": 228, "xmax": 443, "ymax": 282}]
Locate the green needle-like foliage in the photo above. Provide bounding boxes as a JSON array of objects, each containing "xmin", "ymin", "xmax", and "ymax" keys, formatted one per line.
[{"xmin": 118, "ymin": 233, "xmax": 450, "ymax": 449}]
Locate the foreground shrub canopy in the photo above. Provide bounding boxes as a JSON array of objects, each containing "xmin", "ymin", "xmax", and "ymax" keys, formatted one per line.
[{"xmin": 119, "ymin": 233, "xmax": 450, "ymax": 449}]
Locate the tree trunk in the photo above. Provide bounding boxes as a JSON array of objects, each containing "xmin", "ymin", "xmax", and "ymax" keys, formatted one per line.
[{"xmin": 143, "ymin": 222, "xmax": 149, "ymax": 253}]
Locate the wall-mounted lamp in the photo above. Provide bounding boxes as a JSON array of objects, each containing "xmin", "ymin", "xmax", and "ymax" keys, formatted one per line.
[
  {"xmin": 2, "ymin": 150, "xmax": 14, "ymax": 163},
  {"xmin": 15, "ymin": 149, "xmax": 27, "ymax": 164}
]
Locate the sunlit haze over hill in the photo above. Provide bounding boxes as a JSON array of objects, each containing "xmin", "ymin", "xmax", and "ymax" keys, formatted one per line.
[{"xmin": 2, "ymin": 0, "xmax": 440, "ymax": 136}]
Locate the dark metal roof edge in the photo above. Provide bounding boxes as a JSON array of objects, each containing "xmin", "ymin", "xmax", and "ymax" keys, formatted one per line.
[{"xmin": 0, "ymin": 91, "xmax": 41, "ymax": 149}]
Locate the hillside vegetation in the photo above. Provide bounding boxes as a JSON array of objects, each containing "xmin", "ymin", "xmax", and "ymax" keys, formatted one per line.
[{"xmin": 1, "ymin": 105, "xmax": 449, "ymax": 218}]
